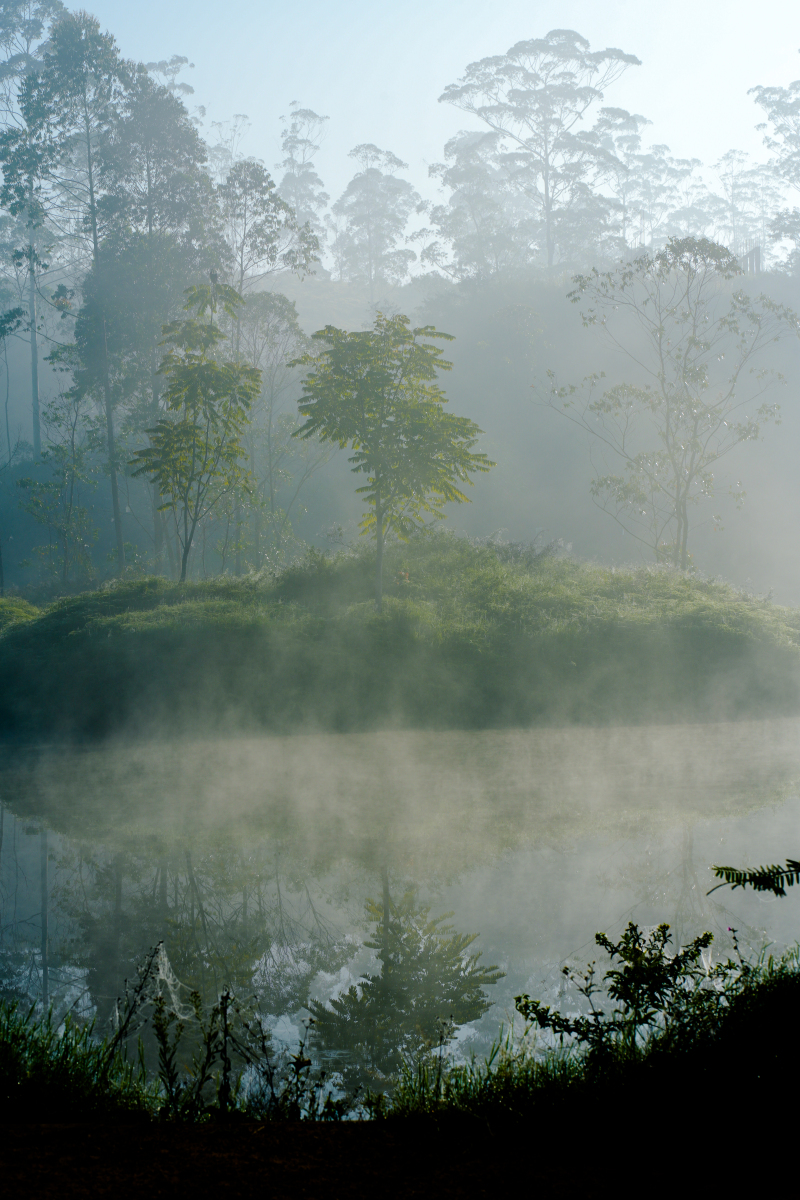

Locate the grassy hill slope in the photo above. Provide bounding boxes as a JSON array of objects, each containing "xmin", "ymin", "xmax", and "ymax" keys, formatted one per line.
[{"xmin": 1, "ymin": 537, "xmax": 799, "ymax": 740}]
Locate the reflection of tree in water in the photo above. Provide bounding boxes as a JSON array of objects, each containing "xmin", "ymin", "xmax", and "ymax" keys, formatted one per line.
[
  {"xmin": 601, "ymin": 823, "xmax": 768, "ymax": 958},
  {"xmin": 309, "ymin": 869, "xmax": 503, "ymax": 1093},
  {"xmin": 49, "ymin": 839, "xmax": 355, "ymax": 1024}
]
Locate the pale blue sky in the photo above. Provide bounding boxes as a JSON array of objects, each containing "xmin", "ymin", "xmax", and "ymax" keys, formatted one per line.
[{"xmin": 84, "ymin": 1, "xmax": 800, "ymax": 203}]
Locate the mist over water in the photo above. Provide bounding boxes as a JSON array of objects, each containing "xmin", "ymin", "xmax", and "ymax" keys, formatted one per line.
[
  {"xmin": 2, "ymin": 4, "xmax": 800, "ymax": 1112},
  {"xmin": 3, "ymin": 720, "xmax": 799, "ymax": 1072}
]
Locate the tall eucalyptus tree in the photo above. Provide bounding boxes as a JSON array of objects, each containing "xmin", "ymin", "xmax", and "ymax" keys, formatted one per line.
[
  {"xmin": 329, "ymin": 145, "xmax": 419, "ymax": 301},
  {"xmin": 0, "ymin": 0, "xmax": 65, "ymax": 456},
  {"xmin": 439, "ymin": 29, "xmax": 640, "ymax": 267},
  {"xmin": 277, "ymin": 102, "xmax": 329, "ymax": 240},
  {"xmin": 21, "ymin": 11, "xmax": 130, "ymax": 568}
]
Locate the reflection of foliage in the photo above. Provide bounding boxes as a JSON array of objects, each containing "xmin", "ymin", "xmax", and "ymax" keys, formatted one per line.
[
  {"xmin": 253, "ymin": 936, "xmax": 355, "ymax": 1015},
  {"xmin": 51, "ymin": 839, "xmax": 351, "ymax": 1024},
  {"xmin": 309, "ymin": 888, "xmax": 503, "ymax": 1092}
]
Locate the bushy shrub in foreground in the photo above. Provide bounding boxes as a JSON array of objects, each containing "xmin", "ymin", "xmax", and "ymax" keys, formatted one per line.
[{"xmin": 387, "ymin": 924, "xmax": 800, "ymax": 1123}]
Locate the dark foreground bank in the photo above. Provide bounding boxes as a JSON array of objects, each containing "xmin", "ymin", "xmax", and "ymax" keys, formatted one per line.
[
  {"xmin": 2, "ymin": 933, "xmax": 797, "ymax": 1197},
  {"xmin": 2, "ymin": 537, "xmax": 799, "ymax": 739},
  {"xmin": 1, "ymin": 1120, "xmax": 594, "ymax": 1199}
]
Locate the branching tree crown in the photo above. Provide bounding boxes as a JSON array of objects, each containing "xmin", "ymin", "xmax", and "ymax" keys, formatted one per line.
[
  {"xmin": 131, "ymin": 281, "xmax": 260, "ymax": 581},
  {"xmin": 440, "ymin": 29, "xmax": 640, "ymax": 267},
  {"xmin": 551, "ymin": 236, "xmax": 800, "ymax": 569},
  {"xmin": 293, "ymin": 312, "xmax": 494, "ymax": 608}
]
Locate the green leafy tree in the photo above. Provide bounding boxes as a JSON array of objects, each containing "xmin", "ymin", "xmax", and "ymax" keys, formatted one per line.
[
  {"xmin": 309, "ymin": 884, "xmax": 503, "ymax": 1093},
  {"xmin": 439, "ymin": 30, "xmax": 640, "ymax": 267},
  {"xmin": 552, "ymin": 237, "xmax": 800, "ymax": 569},
  {"xmin": 293, "ymin": 312, "xmax": 494, "ymax": 609},
  {"xmin": 131, "ymin": 281, "xmax": 259, "ymax": 582}
]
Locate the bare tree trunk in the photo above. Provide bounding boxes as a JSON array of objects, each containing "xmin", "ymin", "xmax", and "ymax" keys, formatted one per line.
[
  {"xmin": 40, "ymin": 829, "xmax": 48, "ymax": 1011},
  {"xmin": 381, "ymin": 862, "xmax": 392, "ymax": 989},
  {"xmin": 163, "ymin": 514, "xmax": 177, "ymax": 579},
  {"xmin": 180, "ymin": 537, "xmax": 191, "ymax": 583},
  {"xmin": 103, "ymin": 326, "xmax": 125, "ymax": 573},
  {"xmin": 375, "ymin": 502, "xmax": 384, "ymax": 612},
  {"xmin": 158, "ymin": 856, "xmax": 168, "ymax": 913},
  {"xmin": 235, "ymin": 492, "xmax": 242, "ymax": 575},
  {"xmin": 84, "ymin": 105, "xmax": 124, "ymax": 573},
  {"xmin": 29, "ymin": 262, "xmax": 40, "ymax": 457},
  {"xmin": 153, "ymin": 486, "xmax": 163, "ymax": 572}
]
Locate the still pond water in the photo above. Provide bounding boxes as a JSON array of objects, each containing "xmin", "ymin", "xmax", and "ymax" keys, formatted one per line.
[{"xmin": 2, "ymin": 720, "xmax": 799, "ymax": 1085}]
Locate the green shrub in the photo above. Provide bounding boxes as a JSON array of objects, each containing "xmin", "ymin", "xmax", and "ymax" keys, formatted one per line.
[{"xmin": 0, "ymin": 596, "xmax": 38, "ymax": 632}]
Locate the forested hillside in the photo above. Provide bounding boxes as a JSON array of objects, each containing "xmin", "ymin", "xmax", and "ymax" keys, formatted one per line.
[{"xmin": 1, "ymin": 11, "xmax": 800, "ymax": 604}]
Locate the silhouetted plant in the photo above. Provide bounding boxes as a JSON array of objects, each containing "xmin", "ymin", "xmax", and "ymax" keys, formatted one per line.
[
  {"xmin": 515, "ymin": 922, "xmax": 724, "ymax": 1062},
  {"xmin": 108, "ymin": 942, "xmax": 350, "ymax": 1120},
  {"xmin": 710, "ymin": 858, "xmax": 800, "ymax": 897}
]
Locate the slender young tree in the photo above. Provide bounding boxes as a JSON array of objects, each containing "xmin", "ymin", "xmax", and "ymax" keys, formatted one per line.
[
  {"xmin": 293, "ymin": 312, "xmax": 494, "ymax": 610},
  {"xmin": 131, "ymin": 281, "xmax": 260, "ymax": 582},
  {"xmin": 551, "ymin": 237, "xmax": 800, "ymax": 568}
]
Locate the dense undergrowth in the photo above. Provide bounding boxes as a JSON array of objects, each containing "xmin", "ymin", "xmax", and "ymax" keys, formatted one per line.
[
  {"xmin": 3, "ymin": 926, "xmax": 799, "ymax": 1128},
  {"xmin": 390, "ymin": 928, "xmax": 800, "ymax": 1128},
  {"xmin": 1, "ymin": 535, "xmax": 799, "ymax": 738}
]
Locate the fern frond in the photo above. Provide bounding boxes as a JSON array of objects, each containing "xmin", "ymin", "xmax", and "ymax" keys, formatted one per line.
[{"xmin": 708, "ymin": 859, "xmax": 800, "ymax": 897}]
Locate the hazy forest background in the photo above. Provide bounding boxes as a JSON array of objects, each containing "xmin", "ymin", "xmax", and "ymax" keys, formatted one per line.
[{"xmin": 2, "ymin": 3, "xmax": 800, "ymax": 601}]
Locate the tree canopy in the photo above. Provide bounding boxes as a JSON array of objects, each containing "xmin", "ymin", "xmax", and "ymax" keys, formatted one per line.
[{"xmin": 293, "ymin": 312, "xmax": 494, "ymax": 608}]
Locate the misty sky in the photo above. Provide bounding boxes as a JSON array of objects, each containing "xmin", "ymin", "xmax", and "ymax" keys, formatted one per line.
[{"xmin": 86, "ymin": 0, "xmax": 800, "ymax": 203}]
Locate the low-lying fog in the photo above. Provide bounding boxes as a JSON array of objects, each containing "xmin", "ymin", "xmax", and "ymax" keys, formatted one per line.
[{"xmin": 2, "ymin": 721, "xmax": 798, "ymax": 1072}]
